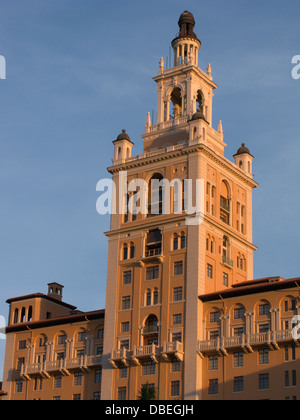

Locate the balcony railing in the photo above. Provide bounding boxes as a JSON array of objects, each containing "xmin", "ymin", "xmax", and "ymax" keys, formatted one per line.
[
  {"xmin": 20, "ymin": 355, "xmax": 102, "ymax": 379},
  {"xmin": 143, "ymin": 325, "xmax": 159, "ymax": 335},
  {"xmin": 145, "ymin": 248, "xmax": 162, "ymax": 258},
  {"xmin": 132, "ymin": 344, "xmax": 160, "ymax": 365},
  {"xmin": 198, "ymin": 329, "xmax": 297, "ymax": 357},
  {"xmin": 222, "ymin": 256, "xmax": 234, "ymax": 268},
  {"xmin": 161, "ymin": 341, "xmax": 184, "ymax": 362}
]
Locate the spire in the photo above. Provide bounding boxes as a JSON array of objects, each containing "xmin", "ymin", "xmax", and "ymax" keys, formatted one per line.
[{"xmin": 218, "ymin": 120, "xmax": 223, "ymax": 135}]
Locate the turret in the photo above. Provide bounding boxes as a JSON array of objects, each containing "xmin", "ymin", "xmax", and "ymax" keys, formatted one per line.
[
  {"xmin": 113, "ymin": 129, "xmax": 134, "ymax": 164},
  {"xmin": 234, "ymin": 143, "xmax": 254, "ymax": 176}
]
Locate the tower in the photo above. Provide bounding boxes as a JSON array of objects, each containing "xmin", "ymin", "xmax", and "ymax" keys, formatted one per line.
[{"xmin": 101, "ymin": 11, "xmax": 258, "ymax": 400}]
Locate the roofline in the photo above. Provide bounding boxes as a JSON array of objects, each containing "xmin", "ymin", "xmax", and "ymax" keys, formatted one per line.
[
  {"xmin": 6, "ymin": 293, "xmax": 77, "ymax": 310},
  {"xmin": 198, "ymin": 277, "xmax": 300, "ymax": 302},
  {"xmin": 5, "ymin": 309, "xmax": 105, "ymax": 334}
]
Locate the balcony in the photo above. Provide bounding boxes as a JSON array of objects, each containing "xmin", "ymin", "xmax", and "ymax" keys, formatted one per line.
[
  {"xmin": 131, "ymin": 344, "xmax": 160, "ymax": 366},
  {"xmin": 197, "ymin": 330, "xmax": 299, "ymax": 358},
  {"xmin": 110, "ymin": 348, "xmax": 131, "ymax": 369},
  {"xmin": 20, "ymin": 355, "xmax": 102, "ymax": 379},
  {"xmin": 222, "ymin": 256, "xmax": 234, "ymax": 268},
  {"xmin": 161, "ymin": 341, "xmax": 184, "ymax": 362},
  {"xmin": 143, "ymin": 325, "xmax": 159, "ymax": 335}
]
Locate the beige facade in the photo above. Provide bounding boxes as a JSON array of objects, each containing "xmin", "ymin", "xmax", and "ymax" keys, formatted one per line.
[
  {"xmin": 2, "ymin": 283, "xmax": 104, "ymax": 401},
  {"xmin": 101, "ymin": 11, "xmax": 258, "ymax": 401}
]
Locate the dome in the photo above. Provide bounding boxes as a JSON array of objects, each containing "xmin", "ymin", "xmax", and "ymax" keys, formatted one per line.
[
  {"xmin": 178, "ymin": 11, "xmax": 196, "ymax": 27},
  {"xmin": 190, "ymin": 108, "xmax": 208, "ymax": 123},
  {"xmin": 116, "ymin": 129, "xmax": 130, "ymax": 142},
  {"xmin": 235, "ymin": 143, "xmax": 252, "ymax": 156}
]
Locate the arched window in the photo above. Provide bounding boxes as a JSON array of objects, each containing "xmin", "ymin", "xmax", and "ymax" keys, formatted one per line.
[
  {"xmin": 173, "ymin": 234, "xmax": 179, "ymax": 251},
  {"xmin": 123, "ymin": 244, "xmax": 128, "ymax": 260},
  {"xmin": 21, "ymin": 308, "xmax": 26, "ymax": 323},
  {"xmin": 220, "ymin": 181, "xmax": 231, "ymax": 225},
  {"xmin": 196, "ymin": 90, "xmax": 205, "ymax": 115},
  {"xmin": 13, "ymin": 308, "xmax": 19, "ymax": 324},
  {"xmin": 181, "ymin": 233, "xmax": 186, "ymax": 249},
  {"xmin": 28, "ymin": 306, "xmax": 33, "ymax": 322},
  {"xmin": 130, "ymin": 242, "xmax": 135, "ymax": 259},
  {"xmin": 170, "ymin": 87, "xmax": 182, "ymax": 119},
  {"xmin": 153, "ymin": 289, "xmax": 159, "ymax": 306},
  {"xmin": 146, "ymin": 290, "xmax": 152, "ymax": 307},
  {"xmin": 148, "ymin": 173, "xmax": 164, "ymax": 216}
]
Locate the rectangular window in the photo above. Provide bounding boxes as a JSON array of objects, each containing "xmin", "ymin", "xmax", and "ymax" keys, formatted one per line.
[
  {"xmin": 259, "ymin": 349, "xmax": 269, "ymax": 365},
  {"xmin": 78, "ymin": 332, "xmax": 86, "ymax": 342},
  {"xmin": 171, "ymin": 381, "xmax": 180, "ymax": 397},
  {"xmin": 54, "ymin": 375, "xmax": 62, "ymax": 389},
  {"xmin": 173, "ymin": 287, "xmax": 183, "ymax": 302},
  {"xmin": 19, "ymin": 340, "xmax": 27, "ymax": 351},
  {"xmin": 207, "ymin": 264, "xmax": 213, "ymax": 279},
  {"xmin": 16, "ymin": 380, "xmax": 23, "ymax": 394},
  {"xmin": 292, "ymin": 370, "xmax": 297, "ymax": 387},
  {"xmin": 74, "ymin": 372, "xmax": 83, "ymax": 386},
  {"xmin": 259, "ymin": 304, "xmax": 270, "ymax": 316},
  {"xmin": 122, "ymin": 296, "xmax": 131, "ymax": 310},
  {"xmin": 142, "ymin": 361, "xmax": 156, "ymax": 376},
  {"xmin": 97, "ymin": 329, "xmax": 104, "ymax": 339},
  {"xmin": 210, "ymin": 330, "xmax": 220, "ymax": 340},
  {"xmin": 120, "ymin": 340, "xmax": 130, "ymax": 350},
  {"xmin": 58, "ymin": 335, "xmax": 66, "ymax": 345},
  {"xmin": 146, "ymin": 266, "xmax": 159, "ymax": 281},
  {"xmin": 259, "ymin": 324, "xmax": 270, "ymax": 333},
  {"xmin": 234, "ymin": 308, "xmax": 245, "ymax": 320},
  {"xmin": 121, "ymin": 322, "xmax": 130, "ymax": 333},
  {"xmin": 173, "ymin": 314, "xmax": 182, "ymax": 325},
  {"xmin": 234, "ymin": 352, "xmax": 244, "ymax": 368},
  {"xmin": 210, "ymin": 312, "xmax": 220, "ymax": 323},
  {"xmin": 123, "ymin": 271, "xmax": 132, "ymax": 285},
  {"xmin": 208, "ymin": 379, "xmax": 218, "ymax": 395},
  {"xmin": 118, "ymin": 387, "xmax": 127, "ymax": 401},
  {"xmin": 234, "ymin": 376, "xmax": 244, "ymax": 393},
  {"xmin": 223, "ymin": 273, "xmax": 229, "ymax": 287},
  {"xmin": 234, "ymin": 327, "xmax": 245, "ymax": 337},
  {"xmin": 17, "ymin": 358, "xmax": 25, "ymax": 372},
  {"xmin": 119, "ymin": 367, "xmax": 128, "ymax": 379},
  {"xmin": 73, "ymin": 394, "xmax": 81, "ymax": 401},
  {"xmin": 172, "ymin": 361, "xmax": 181, "ymax": 372},
  {"xmin": 209, "ymin": 355, "xmax": 218, "ymax": 371},
  {"xmin": 259, "ymin": 374, "xmax": 269, "ymax": 390},
  {"xmin": 285, "ymin": 371, "xmax": 290, "ymax": 388},
  {"xmin": 95, "ymin": 369, "xmax": 102, "ymax": 384},
  {"xmin": 174, "ymin": 261, "xmax": 183, "ymax": 276},
  {"xmin": 94, "ymin": 392, "xmax": 101, "ymax": 401},
  {"xmin": 172, "ymin": 332, "xmax": 182, "ymax": 343}
]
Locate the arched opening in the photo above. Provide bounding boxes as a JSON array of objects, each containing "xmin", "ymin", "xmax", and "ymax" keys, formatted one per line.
[
  {"xmin": 27, "ymin": 306, "xmax": 33, "ymax": 322},
  {"xmin": 21, "ymin": 307, "xmax": 26, "ymax": 323},
  {"xmin": 170, "ymin": 88, "xmax": 182, "ymax": 119},
  {"xmin": 220, "ymin": 180, "xmax": 231, "ymax": 225},
  {"xmin": 145, "ymin": 229, "xmax": 162, "ymax": 257},
  {"xmin": 13, "ymin": 308, "xmax": 19, "ymax": 324},
  {"xmin": 143, "ymin": 315, "xmax": 159, "ymax": 346},
  {"xmin": 196, "ymin": 90, "xmax": 205, "ymax": 114},
  {"xmin": 148, "ymin": 173, "xmax": 164, "ymax": 216}
]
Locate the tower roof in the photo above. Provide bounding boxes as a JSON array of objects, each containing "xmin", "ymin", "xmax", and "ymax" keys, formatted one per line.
[
  {"xmin": 113, "ymin": 129, "xmax": 134, "ymax": 145},
  {"xmin": 174, "ymin": 10, "xmax": 200, "ymax": 42},
  {"xmin": 234, "ymin": 143, "xmax": 253, "ymax": 157}
]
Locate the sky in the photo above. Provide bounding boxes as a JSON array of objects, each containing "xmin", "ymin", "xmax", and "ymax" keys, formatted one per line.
[{"xmin": 0, "ymin": 0, "xmax": 300, "ymax": 381}]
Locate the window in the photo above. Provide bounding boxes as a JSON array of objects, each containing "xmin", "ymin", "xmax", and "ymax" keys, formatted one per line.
[
  {"xmin": 173, "ymin": 235, "xmax": 179, "ymax": 251},
  {"xmin": 78, "ymin": 332, "xmax": 86, "ymax": 343},
  {"xmin": 121, "ymin": 322, "xmax": 130, "ymax": 333},
  {"xmin": 58, "ymin": 334, "xmax": 66, "ymax": 345},
  {"xmin": 54, "ymin": 375, "xmax": 62, "ymax": 389},
  {"xmin": 172, "ymin": 361, "xmax": 181, "ymax": 372},
  {"xmin": 119, "ymin": 367, "xmax": 128, "ymax": 379},
  {"xmin": 123, "ymin": 271, "xmax": 132, "ymax": 285},
  {"xmin": 223, "ymin": 273, "xmax": 229, "ymax": 287},
  {"xmin": 208, "ymin": 379, "xmax": 218, "ymax": 395},
  {"xmin": 174, "ymin": 261, "xmax": 183, "ymax": 276},
  {"xmin": 153, "ymin": 290, "xmax": 159, "ymax": 305},
  {"xmin": 74, "ymin": 372, "xmax": 83, "ymax": 386},
  {"xmin": 172, "ymin": 332, "xmax": 182, "ymax": 343},
  {"xmin": 95, "ymin": 369, "xmax": 102, "ymax": 384},
  {"xmin": 259, "ymin": 303, "xmax": 270, "ymax": 316},
  {"xmin": 210, "ymin": 330, "xmax": 220, "ymax": 340},
  {"xmin": 118, "ymin": 387, "xmax": 127, "ymax": 401},
  {"xmin": 120, "ymin": 340, "xmax": 130, "ymax": 350},
  {"xmin": 146, "ymin": 266, "xmax": 159, "ymax": 281},
  {"xmin": 76, "ymin": 350, "xmax": 85, "ymax": 358},
  {"xmin": 209, "ymin": 356, "xmax": 218, "ymax": 371},
  {"xmin": 173, "ymin": 287, "xmax": 183, "ymax": 302},
  {"xmin": 19, "ymin": 340, "xmax": 27, "ymax": 351},
  {"xmin": 234, "ymin": 307, "xmax": 245, "ymax": 320},
  {"xmin": 259, "ymin": 374, "xmax": 269, "ymax": 390},
  {"xmin": 122, "ymin": 296, "xmax": 131, "ymax": 310},
  {"xmin": 259, "ymin": 349, "xmax": 269, "ymax": 365},
  {"xmin": 181, "ymin": 234, "xmax": 186, "ymax": 249},
  {"xmin": 173, "ymin": 314, "xmax": 182, "ymax": 325},
  {"xmin": 97, "ymin": 329, "xmax": 104, "ymax": 339},
  {"xmin": 207, "ymin": 264, "xmax": 213, "ymax": 279},
  {"xmin": 123, "ymin": 244, "xmax": 128, "ymax": 260},
  {"xmin": 17, "ymin": 358, "xmax": 25, "ymax": 372},
  {"xmin": 143, "ymin": 361, "xmax": 156, "ymax": 376},
  {"xmin": 234, "ymin": 327, "xmax": 245, "ymax": 337},
  {"xmin": 171, "ymin": 381, "xmax": 180, "ymax": 397},
  {"xmin": 285, "ymin": 371, "xmax": 290, "ymax": 388},
  {"xmin": 234, "ymin": 352, "xmax": 244, "ymax": 368},
  {"xmin": 210, "ymin": 312, "xmax": 220, "ymax": 323},
  {"xmin": 94, "ymin": 392, "xmax": 101, "ymax": 401},
  {"xmin": 146, "ymin": 291, "xmax": 152, "ymax": 307},
  {"xmin": 73, "ymin": 394, "xmax": 81, "ymax": 401},
  {"xmin": 292, "ymin": 370, "xmax": 297, "ymax": 387},
  {"xmin": 234, "ymin": 377, "xmax": 244, "ymax": 393},
  {"xmin": 130, "ymin": 243, "xmax": 135, "ymax": 259},
  {"xmin": 16, "ymin": 380, "xmax": 23, "ymax": 394},
  {"xmin": 259, "ymin": 324, "xmax": 270, "ymax": 333},
  {"xmin": 97, "ymin": 346, "xmax": 103, "ymax": 356}
]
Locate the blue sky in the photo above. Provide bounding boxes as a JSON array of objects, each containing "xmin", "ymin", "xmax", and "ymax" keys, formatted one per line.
[{"xmin": 0, "ymin": 0, "xmax": 300, "ymax": 380}]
